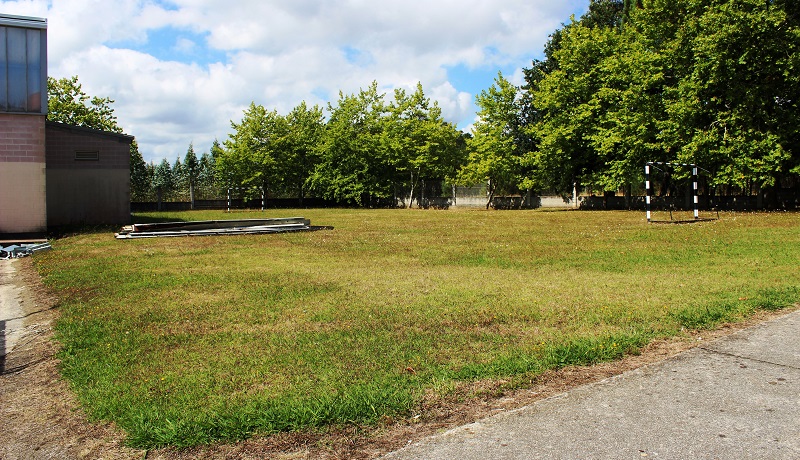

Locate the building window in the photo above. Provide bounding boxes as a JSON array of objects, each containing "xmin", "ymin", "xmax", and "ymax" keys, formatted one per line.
[
  {"xmin": 0, "ymin": 15, "xmax": 47, "ymax": 114},
  {"xmin": 75, "ymin": 150, "xmax": 100, "ymax": 161}
]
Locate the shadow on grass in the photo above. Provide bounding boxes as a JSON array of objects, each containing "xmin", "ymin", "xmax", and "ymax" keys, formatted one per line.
[
  {"xmin": 48, "ymin": 224, "xmax": 122, "ymax": 239},
  {"xmin": 131, "ymin": 215, "xmax": 190, "ymax": 225},
  {"xmin": 46, "ymin": 214, "xmax": 190, "ymax": 240}
]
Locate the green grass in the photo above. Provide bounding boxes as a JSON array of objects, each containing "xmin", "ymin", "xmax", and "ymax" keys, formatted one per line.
[{"xmin": 35, "ymin": 209, "xmax": 800, "ymax": 448}]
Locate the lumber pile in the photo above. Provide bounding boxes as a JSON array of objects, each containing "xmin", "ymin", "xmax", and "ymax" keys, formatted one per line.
[{"xmin": 116, "ymin": 217, "xmax": 316, "ymax": 239}]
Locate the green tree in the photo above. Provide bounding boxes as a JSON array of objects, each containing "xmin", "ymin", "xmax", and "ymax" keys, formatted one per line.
[
  {"xmin": 183, "ymin": 143, "xmax": 200, "ymax": 208},
  {"xmin": 220, "ymin": 103, "xmax": 290, "ymax": 200},
  {"xmin": 522, "ymin": 0, "xmax": 799, "ymax": 200},
  {"xmin": 197, "ymin": 149, "xmax": 217, "ymax": 200},
  {"xmin": 210, "ymin": 139, "xmax": 224, "ymax": 160},
  {"xmin": 47, "ymin": 76, "xmax": 122, "ymax": 133},
  {"xmin": 284, "ymin": 102, "xmax": 325, "ymax": 204},
  {"xmin": 172, "ymin": 157, "xmax": 186, "ymax": 201},
  {"xmin": 521, "ymin": 1, "xmax": 634, "ymax": 197},
  {"xmin": 309, "ymin": 82, "xmax": 391, "ymax": 206},
  {"xmin": 655, "ymin": 0, "xmax": 799, "ymax": 192},
  {"xmin": 129, "ymin": 140, "xmax": 151, "ymax": 202},
  {"xmin": 582, "ymin": 0, "xmax": 626, "ymax": 29},
  {"xmin": 152, "ymin": 159, "xmax": 173, "ymax": 210},
  {"xmin": 460, "ymin": 73, "xmax": 525, "ymax": 209},
  {"xmin": 384, "ymin": 83, "xmax": 464, "ymax": 208},
  {"xmin": 209, "ymin": 139, "xmax": 227, "ymax": 196}
]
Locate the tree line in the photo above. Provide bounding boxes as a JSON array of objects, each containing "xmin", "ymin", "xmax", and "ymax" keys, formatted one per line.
[
  {"xmin": 51, "ymin": 0, "xmax": 800, "ymax": 209},
  {"xmin": 131, "ymin": 82, "xmax": 469, "ymax": 208},
  {"xmin": 516, "ymin": 0, "xmax": 799, "ymax": 202}
]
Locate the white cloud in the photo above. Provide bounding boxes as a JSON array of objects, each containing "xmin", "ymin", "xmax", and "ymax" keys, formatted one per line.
[
  {"xmin": 1, "ymin": 0, "xmax": 588, "ymax": 163},
  {"xmin": 173, "ymin": 37, "xmax": 197, "ymax": 54}
]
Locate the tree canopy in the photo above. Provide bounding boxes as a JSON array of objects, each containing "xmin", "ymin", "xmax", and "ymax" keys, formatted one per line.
[
  {"xmin": 461, "ymin": 73, "xmax": 526, "ymax": 208},
  {"xmin": 120, "ymin": 0, "xmax": 800, "ymax": 207},
  {"xmin": 214, "ymin": 82, "xmax": 465, "ymax": 207},
  {"xmin": 47, "ymin": 76, "xmax": 123, "ymax": 133},
  {"xmin": 521, "ymin": 0, "xmax": 799, "ymax": 196}
]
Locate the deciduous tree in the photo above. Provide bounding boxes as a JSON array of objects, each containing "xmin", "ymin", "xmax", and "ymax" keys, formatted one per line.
[
  {"xmin": 47, "ymin": 76, "xmax": 122, "ymax": 133},
  {"xmin": 385, "ymin": 83, "xmax": 463, "ymax": 208},
  {"xmin": 460, "ymin": 73, "xmax": 525, "ymax": 208},
  {"xmin": 284, "ymin": 102, "xmax": 325, "ymax": 204},
  {"xmin": 219, "ymin": 103, "xmax": 289, "ymax": 199},
  {"xmin": 309, "ymin": 82, "xmax": 391, "ymax": 206}
]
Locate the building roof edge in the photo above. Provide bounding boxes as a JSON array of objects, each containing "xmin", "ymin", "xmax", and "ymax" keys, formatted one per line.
[
  {"xmin": 46, "ymin": 121, "xmax": 135, "ymax": 143},
  {"xmin": 0, "ymin": 14, "xmax": 47, "ymax": 29}
]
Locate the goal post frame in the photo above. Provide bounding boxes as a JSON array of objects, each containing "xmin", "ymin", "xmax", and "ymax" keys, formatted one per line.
[{"xmin": 226, "ymin": 186, "xmax": 266, "ymax": 212}]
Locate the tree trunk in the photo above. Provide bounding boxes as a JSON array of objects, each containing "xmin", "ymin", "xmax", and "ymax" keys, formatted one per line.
[
  {"xmin": 189, "ymin": 182, "xmax": 195, "ymax": 210},
  {"xmin": 624, "ymin": 183, "xmax": 632, "ymax": 210},
  {"xmin": 298, "ymin": 182, "xmax": 304, "ymax": 207}
]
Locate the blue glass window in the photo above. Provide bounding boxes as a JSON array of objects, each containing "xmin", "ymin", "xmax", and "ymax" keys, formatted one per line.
[{"xmin": 0, "ymin": 17, "xmax": 47, "ymax": 113}]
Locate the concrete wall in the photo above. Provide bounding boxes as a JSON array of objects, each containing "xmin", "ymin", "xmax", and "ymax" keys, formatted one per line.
[
  {"xmin": 452, "ymin": 195, "xmax": 576, "ymax": 209},
  {"xmin": 45, "ymin": 122, "xmax": 132, "ymax": 226},
  {"xmin": 0, "ymin": 114, "xmax": 47, "ymax": 236}
]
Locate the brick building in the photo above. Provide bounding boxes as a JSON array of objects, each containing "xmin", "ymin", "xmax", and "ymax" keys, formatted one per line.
[
  {"xmin": 0, "ymin": 14, "xmax": 48, "ymax": 239},
  {"xmin": 1, "ymin": 14, "xmax": 132, "ymax": 240}
]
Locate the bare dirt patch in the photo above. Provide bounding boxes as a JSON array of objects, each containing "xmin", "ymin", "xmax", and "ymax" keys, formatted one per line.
[
  {"xmin": 1, "ymin": 257, "xmax": 794, "ymax": 459},
  {"xmin": 0, "ymin": 258, "xmax": 141, "ymax": 460}
]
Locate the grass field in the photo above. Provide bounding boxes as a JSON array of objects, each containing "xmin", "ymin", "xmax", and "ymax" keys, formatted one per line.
[{"xmin": 35, "ymin": 209, "xmax": 799, "ymax": 448}]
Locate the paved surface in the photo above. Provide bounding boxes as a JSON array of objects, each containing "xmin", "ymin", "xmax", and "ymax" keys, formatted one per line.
[
  {"xmin": 385, "ymin": 310, "xmax": 800, "ymax": 459},
  {"xmin": 0, "ymin": 259, "xmax": 25, "ymax": 371}
]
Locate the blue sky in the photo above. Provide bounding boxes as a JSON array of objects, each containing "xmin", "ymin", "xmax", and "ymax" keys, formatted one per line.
[{"xmin": 1, "ymin": 0, "xmax": 589, "ymax": 163}]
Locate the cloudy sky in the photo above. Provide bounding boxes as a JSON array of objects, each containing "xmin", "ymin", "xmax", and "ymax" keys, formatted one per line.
[{"xmin": 2, "ymin": 0, "xmax": 589, "ymax": 163}]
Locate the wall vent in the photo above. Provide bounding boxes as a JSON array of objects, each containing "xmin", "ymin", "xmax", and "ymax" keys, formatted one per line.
[{"xmin": 75, "ymin": 150, "xmax": 100, "ymax": 161}]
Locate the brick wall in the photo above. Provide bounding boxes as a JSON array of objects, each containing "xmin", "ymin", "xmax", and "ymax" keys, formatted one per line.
[
  {"xmin": 0, "ymin": 113, "xmax": 46, "ymax": 163},
  {"xmin": 0, "ymin": 113, "xmax": 47, "ymax": 236}
]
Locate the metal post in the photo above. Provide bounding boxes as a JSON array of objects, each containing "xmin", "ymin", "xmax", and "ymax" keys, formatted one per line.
[
  {"xmin": 645, "ymin": 164, "xmax": 652, "ymax": 223},
  {"xmin": 261, "ymin": 187, "xmax": 265, "ymax": 211},
  {"xmin": 692, "ymin": 165, "xmax": 699, "ymax": 219},
  {"xmin": 573, "ymin": 182, "xmax": 578, "ymax": 209},
  {"xmin": 227, "ymin": 188, "xmax": 231, "ymax": 213}
]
